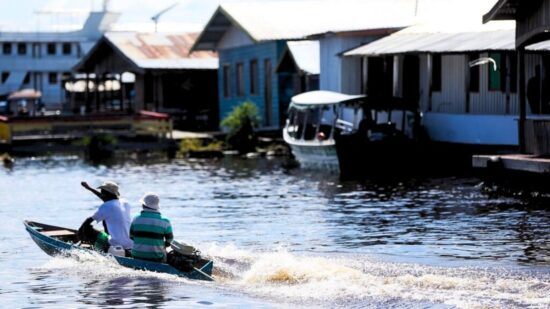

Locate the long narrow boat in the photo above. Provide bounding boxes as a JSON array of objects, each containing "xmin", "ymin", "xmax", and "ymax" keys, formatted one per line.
[{"xmin": 24, "ymin": 220, "xmax": 214, "ymax": 281}]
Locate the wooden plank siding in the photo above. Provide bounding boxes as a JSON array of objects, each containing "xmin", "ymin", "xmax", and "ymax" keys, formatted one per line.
[
  {"xmin": 320, "ymin": 36, "xmax": 378, "ymax": 94},
  {"xmin": 218, "ymin": 41, "xmax": 286, "ymax": 127}
]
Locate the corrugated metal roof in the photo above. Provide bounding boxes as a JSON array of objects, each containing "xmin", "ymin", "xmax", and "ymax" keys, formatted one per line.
[
  {"xmin": 193, "ymin": 0, "xmax": 418, "ymax": 51},
  {"xmin": 222, "ymin": 0, "xmax": 416, "ymax": 41},
  {"xmin": 287, "ymin": 41, "xmax": 320, "ymax": 75},
  {"xmin": 345, "ymin": 21, "xmax": 517, "ymax": 56},
  {"xmin": 193, "ymin": 0, "xmax": 503, "ymax": 51},
  {"xmin": 525, "ymin": 40, "xmax": 550, "ymax": 51},
  {"xmin": 105, "ymin": 32, "xmax": 218, "ymax": 70}
]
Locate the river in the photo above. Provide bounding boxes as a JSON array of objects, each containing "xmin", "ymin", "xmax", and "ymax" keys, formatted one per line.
[{"xmin": 0, "ymin": 156, "xmax": 549, "ymax": 308}]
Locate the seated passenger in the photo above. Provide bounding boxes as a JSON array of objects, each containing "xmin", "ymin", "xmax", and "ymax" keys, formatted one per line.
[{"xmin": 130, "ymin": 193, "xmax": 173, "ymax": 263}]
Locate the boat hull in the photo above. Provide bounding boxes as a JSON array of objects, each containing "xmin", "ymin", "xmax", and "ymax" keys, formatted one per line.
[
  {"xmin": 283, "ymin": 129, "xmax": 339, "ymax": 171},
  {"xmin": 288, "ymin": 142, "xmax": 339, "ymax": 171},
  {"xmin": 24, "ymin": 221, "xmax": 214, "ymax": 281}
]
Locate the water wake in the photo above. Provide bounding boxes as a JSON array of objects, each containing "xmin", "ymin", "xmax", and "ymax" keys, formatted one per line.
[
  {"xmin": 203, "ymin": 244, "xmax": 550, "ymax": 308},
  {"xmin": 30, "ymin": 245, "xmax": 550, "ymax": 308}
]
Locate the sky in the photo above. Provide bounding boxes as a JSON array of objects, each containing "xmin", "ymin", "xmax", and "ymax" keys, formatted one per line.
[{"xmin": 0, "ymin": 0, "xmax": 302, "ymax": 32}]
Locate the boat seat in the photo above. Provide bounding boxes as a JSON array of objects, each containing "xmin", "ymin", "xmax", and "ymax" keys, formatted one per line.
[{"xmin": 42, "ymin": 230, "xmax": 75, "ymax": 237}]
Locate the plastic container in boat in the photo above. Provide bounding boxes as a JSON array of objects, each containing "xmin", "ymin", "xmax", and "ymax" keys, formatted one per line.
[{"xmin": 108, "ymin": 245, "xmax": 125, "ymax": 257}]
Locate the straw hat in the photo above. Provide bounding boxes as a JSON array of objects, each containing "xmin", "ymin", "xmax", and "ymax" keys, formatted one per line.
[
  {"xmin": 97, "ymin": 181, "xmax": 120, "ymax": 196},
  {"xmin": 140, "ymin": 192, "xmax": 160, "ymax": 210}
]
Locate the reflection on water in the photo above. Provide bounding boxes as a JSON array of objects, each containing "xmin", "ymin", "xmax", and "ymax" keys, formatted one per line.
[{"xmin": 0, "ymin": 156, "xmax": 549, "ymax": 308}]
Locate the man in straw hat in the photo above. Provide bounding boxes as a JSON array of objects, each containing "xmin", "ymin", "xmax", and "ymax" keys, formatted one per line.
[
  {"xmin": 78, "ymin": 181, "xmax": 133, "ymax": 252},
  {"xmin": 130, "ymin": 193, "xmax": 173, "ymax": 263}
]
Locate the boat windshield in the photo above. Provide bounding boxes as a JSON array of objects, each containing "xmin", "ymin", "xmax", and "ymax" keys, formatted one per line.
[{"xmin": 286, "ymin": 105, "xmax": 337, "ymax": 141}]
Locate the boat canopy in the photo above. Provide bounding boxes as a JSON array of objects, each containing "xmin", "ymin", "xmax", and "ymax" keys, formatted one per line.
[{"xmin": 290, "ymin": 91, "xmax": 364, "ymax": 110}]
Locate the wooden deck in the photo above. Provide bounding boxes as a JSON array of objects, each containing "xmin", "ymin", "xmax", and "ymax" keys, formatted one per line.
[{"xmin": 473, "ymin": 154, "xmax": 550, "ymax": 174}]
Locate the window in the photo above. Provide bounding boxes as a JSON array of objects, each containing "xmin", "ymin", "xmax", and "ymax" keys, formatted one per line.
[
  {"xmin": 431, "ymin": 54, "xmax": 442, "ymax": 92},
  {"xmin": 250, "ymin": 59, "xmax": 258, "ymax": 95},
  {"xmin": 23, "ymin": 73, "xmax": 30, "ymax": 84},
  {"xmin": 62, "ymin": 43, "xmax": 71, "ymax": 55},
  {"xmin": 236, "ymin": 63, "xmax": 244, "ymax": 96},
  {"xmin": 17, "ymin": 43, "xmax": 26, "ymax": 55},
  {"xmin": 488, "ymin": 52, "xmax": 505, "ymax": 91},
  {"xmin": 48, "ymin": 72, "xmax": 58, "ymax": 84},
  {"xmin": 223, "ymin": 65, "xmax": 231, "ymax": 98},
  {"xmin": 469, "ymin": 53, "xmax": 480, "ymax": 92},
  {"xmin": 1, "ymin": 72, "xmax": 9, "ymax": 83},
  {"xmin": 2, "ymin": 43, "xmax": 12, "ymax": 55},
  {"xmin": 47, "ymin": 43, "xmax": 56, "ymax": 55}
]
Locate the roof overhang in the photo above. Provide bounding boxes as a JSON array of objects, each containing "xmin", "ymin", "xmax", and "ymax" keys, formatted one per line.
[
  {"xmin": 72, "ymin": 36, "xmax": 144, "ymax": 74},
  {"xmin": 307, "ymin": 27, "xmax": 403, "ymax": 40},
  {"xmin": 191, "ymin": 6, "xmax": 255, "ymax": 52},
  {"xmin": 482, "ymin": 0, "xmax": 520, "ymax": 23},
  {"xmin": 344, "ymin": 23, "xmax": 517, "ymax": 57}
]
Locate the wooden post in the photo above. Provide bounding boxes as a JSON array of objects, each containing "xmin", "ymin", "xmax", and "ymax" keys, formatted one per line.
[
  {"xmin": 505, "ymin": 52, "xmax": 511, "ymax": 114},
  {"xmin": 95, "ymin": 74, "xmax": 100, "ymax": 112},
  {"xmin": 519, "ymin": 48, "xmax": 526, "ymax": 153},
  {"xmin": 427, "ymin": 54, "xmax": 433, "ymax": 112},
  {"xmin": 465, "ymin": 55, "xmax": 471, "ymax": 113},
  {"xmin": 85, "ymin": 74, "xmax": 90, "ymax": 113}
]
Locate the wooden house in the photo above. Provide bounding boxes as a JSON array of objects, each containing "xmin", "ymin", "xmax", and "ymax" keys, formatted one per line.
[
  {"xmin": 341, "ymin": 0, "xmax": 550, "ymax": 149},
  {"xmin": 484, "ymin": 0, "xmax": 550, "ymax": 154},
  {"xmin": 72, "ymin": 32, "xmax": 219, "ymax": 131},
  {"xmin": 191, "ymin": 0, "xmax": 419, "ymax": 129}
]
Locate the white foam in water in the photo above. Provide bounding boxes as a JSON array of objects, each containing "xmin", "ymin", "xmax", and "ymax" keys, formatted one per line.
[
  {"xmin": 33, "ymin": 250, "xmax": 198, "ymax": 285},
  {"xmin": 29, "ymin": 245, "xmax": 550, "ymax": 307},
  {"xmin": 203, "ymin": 244, "xmax": 550, "ymax": 308}
]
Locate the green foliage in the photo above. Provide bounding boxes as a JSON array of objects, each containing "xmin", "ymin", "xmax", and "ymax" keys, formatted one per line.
[
  {"xmin": 179, "ymin": 138, "xmax": 223, "ymax": 155},
  {"xmin": 220, "ymin": 101, "xmax": 261, "ymax": 131},
  {"xmin": 220, "ymin": 101, "xmax": 261, "ymax": 154}
]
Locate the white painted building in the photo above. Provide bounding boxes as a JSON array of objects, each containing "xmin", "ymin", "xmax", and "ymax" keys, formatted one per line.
[
  {"xmin": 346, "ymin": 20, "xmax": 550, "ymax": 147},
  {"xmin": 0, "ymin": 10, "xmax": 119, "ymax": 110}
]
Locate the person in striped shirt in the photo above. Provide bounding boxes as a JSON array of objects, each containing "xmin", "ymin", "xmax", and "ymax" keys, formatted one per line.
[{"xmin": 130, "ymin": 193, "xmax": 173, "ymax": 263}]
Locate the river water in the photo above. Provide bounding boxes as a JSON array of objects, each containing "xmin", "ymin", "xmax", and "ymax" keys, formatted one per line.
[{"xmin": 0, "ymin": 156, "xmax": 549, "ymax": 308}]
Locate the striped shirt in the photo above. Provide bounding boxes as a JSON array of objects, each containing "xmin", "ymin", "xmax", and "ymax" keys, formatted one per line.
[{"xmin": 130, "ymin": 210, "xmax": 173, "ymax": 262}]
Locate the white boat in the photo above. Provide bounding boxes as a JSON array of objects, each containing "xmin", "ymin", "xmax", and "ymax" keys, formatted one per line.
[{"xmin": 283, "ymin": 90, "xmax": 365, "ymax": 171}]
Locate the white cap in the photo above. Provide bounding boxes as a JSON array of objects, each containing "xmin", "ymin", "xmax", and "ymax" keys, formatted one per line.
[{"xmin": 140, "ymin": 192, "xmax": 160, "ymax": 210}]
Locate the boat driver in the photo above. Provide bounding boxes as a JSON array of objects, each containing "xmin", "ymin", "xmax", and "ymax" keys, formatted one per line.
[{"xmin": 78, "ymin": 181, "xmax": 133, "ymax": 253}]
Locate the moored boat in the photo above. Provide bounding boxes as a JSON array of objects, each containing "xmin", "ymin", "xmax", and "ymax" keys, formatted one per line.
[
  {"xmin": 283, "ymin": 90, "xmax": 365, "ymax": 171},
  {"xmin": 334, "ymin": 96, "xmax": 423, "ymax": 179},
  {"xmin": 24, "ymin": 220, "xmax": 214, "ymax": 281}
]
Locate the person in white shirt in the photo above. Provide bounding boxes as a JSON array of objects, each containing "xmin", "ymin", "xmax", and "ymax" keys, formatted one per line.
[{"xmin": 78, "ymin": 181, "xmax": 133, "ymax": 251}]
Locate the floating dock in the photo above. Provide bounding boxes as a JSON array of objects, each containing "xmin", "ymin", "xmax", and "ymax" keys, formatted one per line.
[{"xmin": 473, "ymin": 154, "xmax": 550, "ymax": 174}]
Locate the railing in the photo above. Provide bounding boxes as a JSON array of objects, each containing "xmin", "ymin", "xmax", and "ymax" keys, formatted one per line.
[{"xmin": 0, "ymin": 111, "xmax": 173, "ymax": 144}]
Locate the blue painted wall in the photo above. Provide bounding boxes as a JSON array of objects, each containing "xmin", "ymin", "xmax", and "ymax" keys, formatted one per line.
[{"xmin": 218, "ymin": 40, "xmax": 286, "ymax": 128}]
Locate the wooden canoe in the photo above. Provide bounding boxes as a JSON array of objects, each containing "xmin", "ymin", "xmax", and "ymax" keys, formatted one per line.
[{"xmin": 24, "ymin": 220, "xmax": 214, "ymax": 281}]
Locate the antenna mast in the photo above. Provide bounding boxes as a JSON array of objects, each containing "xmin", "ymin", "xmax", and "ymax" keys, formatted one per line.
[
  {"xmin": 151, "ymin": 2, "xmax": 180, "ymax": 33},
  {"xmin": 103, "ymin": 0, "xmax": 111, "ymax": 12}
]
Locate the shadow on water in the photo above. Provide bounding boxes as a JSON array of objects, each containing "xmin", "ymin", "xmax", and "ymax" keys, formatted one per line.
[{"xmin": 312, "ymin": 175, "xmax": 550, "ymax": 265}]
